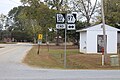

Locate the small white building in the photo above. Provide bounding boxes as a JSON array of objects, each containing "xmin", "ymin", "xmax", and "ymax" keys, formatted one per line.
[{"xmin": 77, "ymin": 24, "xmax": 120, "ymax": 54}]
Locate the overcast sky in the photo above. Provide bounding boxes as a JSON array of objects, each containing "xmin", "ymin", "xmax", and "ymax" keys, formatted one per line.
[
  {"xmin": 0, "ymin": 0, "xmax": 21, "ymax": 15},
  {"xmin": 0, "ymin": 0, "xmax": 100, "ymax": 15}
]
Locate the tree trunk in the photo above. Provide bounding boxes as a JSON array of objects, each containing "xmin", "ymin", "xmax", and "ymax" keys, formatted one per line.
[{"xmin": 86, "ymin": 18, "xmax": 91, "ymax": 26}]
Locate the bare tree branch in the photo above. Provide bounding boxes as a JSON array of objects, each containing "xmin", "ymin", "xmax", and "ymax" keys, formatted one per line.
[
  {"xmin": 90, "ymin": 0, "xmax": 98, "ymax": 18},
  {"xmin": 81, "ymin": 0, "xmax": 88, "ymax": 16},
  {"xmin": 73, "ymin": 1, "xmax": 86, "ymax": 17},
  {"xmin": 71, "ymin": 0, "xmax": 100, "ymax": 25}
]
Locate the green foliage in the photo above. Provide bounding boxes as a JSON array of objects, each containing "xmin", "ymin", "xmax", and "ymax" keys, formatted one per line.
[
  {"xmin": 6, "ymin": 0, "xmax": 102, "ymax": 43},
  {"xmin": 0, "ymin": 14, "xmax": 6, "ymax": 30},
  {"xmin": 76, "ymin": 21, "xmax": 87, "ymax": 29},
  {"xmin": 104, "ymin": 0, "xmax": 120, "ymax": 28},
  {"xmin": 45, "ymin": 0, "xmax": 63, "ymax": 10},
  {"xmin": 12, "ymin": 30, "xmax": 32, "ymax": 42},
  {"xmin": 6, "ymin": 0, "xmax": 57, "ymax": 42}
]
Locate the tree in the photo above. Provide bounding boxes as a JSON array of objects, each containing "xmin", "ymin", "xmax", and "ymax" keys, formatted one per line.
[
  {"xmin": 44, "ymin": 0, "xmax": 66, "ymax": 45},
  {"xmin": 71, "ymin": 0, "xmax": 100, "ymax": 26},
  {"xmin": 20, "ymin": 0, "xmax": 56, "ymax": 27},
  {"xmin": 104, "ymin": 0, "xmax": 120, "ymax": 28},
  {"xmin": 0, "ymin": 14, "xmax": 6, "ymax": 30},
  {"xmin": 44, "ymin": 0, "xmax": 63, "ymax": 10},
  {"xmin": 7, "ymin": 1, "xmax": 56, "ymax": 42},
  {"xmin": 0, "ymin": 14, "xmax": 6, "ymax": 40}
]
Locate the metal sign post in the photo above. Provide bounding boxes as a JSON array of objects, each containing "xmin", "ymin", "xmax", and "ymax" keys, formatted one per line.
[
  {"xmin": 64, "ymin": 13, "xmax": 76, "ymax": 68},
  {"xmin": 37, "ymin": 42, "xmax": 40, "ymax": 55},
  {"xmin": 56, "ymin": 13, "xmax": 66, "ymax": 46},
  {"xmin": 56, "ymin": 13, "xmax": 76, "ymax": 68},
  {"xmin": 37, "ymin": 40, "xmax": 41, "ymax": 55}
]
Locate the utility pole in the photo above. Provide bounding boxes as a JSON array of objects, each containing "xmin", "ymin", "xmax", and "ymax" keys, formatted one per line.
[{"xmin": 101, "ymin": 0, "xmax": 107, "ymax": 66}]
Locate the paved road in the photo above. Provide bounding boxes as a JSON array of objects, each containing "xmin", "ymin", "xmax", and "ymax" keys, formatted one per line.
[{"xmin": 0, "ymin": 43, "xmax": 120, "ymax": 80}]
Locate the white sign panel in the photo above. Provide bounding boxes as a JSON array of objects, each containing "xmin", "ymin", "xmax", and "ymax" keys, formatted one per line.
[
  {"xmin": 67, "ymin": 24, "xmax": 75, "ymax": 30},
  {"xmin": 67, "ymin": 14, "xmax": 76, "ymax": 23},
  {"xmin": 38, "ymin": 40, "xmax": 42, "ymax": 45},
  {"xmin": 56, "ymin": 14, "xmax": 65, "ymax": 23},
  {"xmin": 56, "ymin": 24, "xmax": 65, "ymax": 29}
]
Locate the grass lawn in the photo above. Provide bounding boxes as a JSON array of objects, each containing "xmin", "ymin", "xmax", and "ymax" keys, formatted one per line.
[
  {"xmin": 0, "ymin": 42, "xmax": 17, "ymax": 44},
  {"xmin": 23, "ymin": 45, "xmax": 120, "ymax": 69}
]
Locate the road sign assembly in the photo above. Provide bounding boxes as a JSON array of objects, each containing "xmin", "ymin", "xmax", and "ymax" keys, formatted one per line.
[
  {"xmin": 56, "ymin": 13, "xmax": 76, "ymax": 30},
  {"xmin": 56, "ymin": 13, "xmax": 66, "ymax": 29},
  {"xmin": 56, "ymin": 13, "xmax": 76, "ymax": 68},
  {"xmin": 37, "ymin": 34, "xmax": 43, "ymax": 55}
]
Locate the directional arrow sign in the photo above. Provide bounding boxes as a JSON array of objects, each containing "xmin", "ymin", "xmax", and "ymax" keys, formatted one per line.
[
  {"xmin": 67, "ymin": 14, "xmax": 76, "ymax": 23},
  {"xmin": 56, "ymin": 13, "xmax": 65, "ymax": 23},
  {"xmin": 67, "ymin": 24, "xmax": 75, "ymax": 30}
]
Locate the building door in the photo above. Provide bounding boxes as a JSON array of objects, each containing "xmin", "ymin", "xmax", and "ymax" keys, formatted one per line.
[{"xmin": 97, "ymin": 35, "xmax": 107, "ymax": 53}]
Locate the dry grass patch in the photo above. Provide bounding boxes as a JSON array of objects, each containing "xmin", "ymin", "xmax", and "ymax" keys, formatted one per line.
[
  {"xmin": 23, "ymin": 45, "xmax": 120, "ymax": 69},
  {"xmin": 24, "ymin": 46, "xmax": 64, "ymax": 68}
]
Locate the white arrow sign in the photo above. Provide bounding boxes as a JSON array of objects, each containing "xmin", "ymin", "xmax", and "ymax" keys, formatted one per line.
[
  {"xmin": 67, "ymin": 24, "xmax": 75, "ymax": 30},
  {"xmin": 56, "ymin": 14, "xmax": 65, "ymax": 23},
  {"xmin": 67, "ymin": 14, "xmax": 76, "ymax": 23}
]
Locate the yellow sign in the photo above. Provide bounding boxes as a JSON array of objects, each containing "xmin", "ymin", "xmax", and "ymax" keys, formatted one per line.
[{"xmin": 38, "ymin": 34, "xmax": 43, "ymax": 40}]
